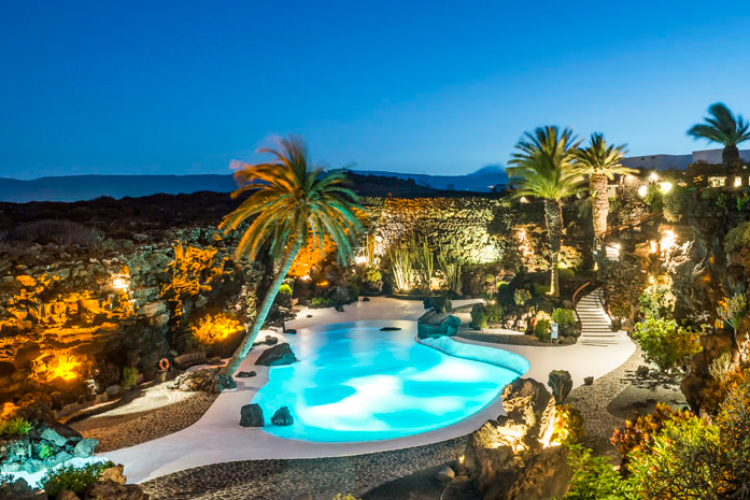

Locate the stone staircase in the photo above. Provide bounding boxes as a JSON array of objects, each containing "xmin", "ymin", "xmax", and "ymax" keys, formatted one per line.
[{"xmin": 576, "ymin": 288, "xmax": 625, "ymax": 347}]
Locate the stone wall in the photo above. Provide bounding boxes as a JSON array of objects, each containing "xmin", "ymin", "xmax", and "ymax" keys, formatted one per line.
[{"xmin": 0, "ymin": 226, "xmax": 261, "ymax": 414}]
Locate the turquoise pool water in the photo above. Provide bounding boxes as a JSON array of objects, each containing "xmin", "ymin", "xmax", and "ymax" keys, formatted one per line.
[{"xmin": 252, "ymin": 320, "xmax": 529, "ymax": 442}]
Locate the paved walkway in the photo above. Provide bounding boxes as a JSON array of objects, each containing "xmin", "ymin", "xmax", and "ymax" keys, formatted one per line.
[{"xmin": 106, "ymin": 297, "xmax": 634, "ymax": 484}]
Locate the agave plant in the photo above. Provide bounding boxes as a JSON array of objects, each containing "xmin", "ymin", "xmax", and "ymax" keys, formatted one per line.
[
  {"xmin": 437, "ymin": 244, "xmax": 463, "ymax": 295},
  {"xmin": 389, "ymin": 241, "xmax": 415, "ymax": 292}
]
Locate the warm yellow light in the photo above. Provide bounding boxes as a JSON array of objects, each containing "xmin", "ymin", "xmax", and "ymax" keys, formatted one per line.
[
  {"xmin": 735, "ymin": 176, "xmax": 743, "ymax": 187},
  {"xmin": 457, "ymin": 454, "xmax": 465, "ymax": 465},
  {"xmin": 519, "ymin": 196, "xmax": 529, "ymax": 203},
  {"xmin": 112, "ymin": 275, "xmax": 129, "ymax": 291},
  {"xmin": 660, "ymin": 230, "xmax": 677, "ymax": 253},
  {"xmin": 300, "ymin": 274, "xmax": 311, "ymax": 282},
  {"xmin": 648, "ymin": 275, "xmax": 656, "ymax": 284},
  {"xmin": 49, "ymin": 353, "xmax": 82, "ymax": 382},
  {"xmin": 317, "ymin": 280, "xmax": 330, "ymax": 287},
  {"xmin": 649, "ymin": 172, "xmax": 659, "ymax": 182},
  {"xmin": 649, "ymin": 241, "xmax": 658, "ymax": 254},
  {"xmin": 637, "ymin": 185, "xmax": 648, "ymax": 198},
  {"xmin": 355, "ymin": 255, "xmax": 367, "ymax": 265},
  {"xmin": 659, "ymin": 181, "xmax": 673, "ymax": 194},
  {"xmin": 190, "ymin": 313, "xmax": 243, "ymax": 345}
]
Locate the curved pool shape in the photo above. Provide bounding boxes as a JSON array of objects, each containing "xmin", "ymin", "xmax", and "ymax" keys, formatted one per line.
[{"xmin": 252, "ymin": 320, "xmax": 529, "ymax": 442}]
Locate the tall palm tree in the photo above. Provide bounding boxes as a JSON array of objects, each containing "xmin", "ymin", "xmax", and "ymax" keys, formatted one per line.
[
  {"xmin": 216, "ymin": 136, "xmax": 362, "ymax": 390},
  {"xmin": 688, "ymin": 103, "xmax": 750, "ymax": 173},
  {"xmin": 575, "ymin": 133, "xmax": 635, "ymax": 241},
  {"xmin": 507, "ymin": 126, "xmax": 584, "ymax": 297}
]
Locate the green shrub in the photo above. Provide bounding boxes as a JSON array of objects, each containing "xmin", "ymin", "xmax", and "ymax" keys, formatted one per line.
[
  {"xmin": 363, "ymin": 265, "xmax": 383, "ymax": 292},
  {"xmin": 278, "ymin": 283, "xmax": 293, "ymax": 296},
  {"xmin": 484, "ymin": 303, "xmax": 505, "ymax": 325},
  {"xmin": 638, "ymin": 284, "xmax": 675, "ymax": 319},
  {"xmin": 470, "ymin": 303, "xmax": 488, "ymax": 329},
  {"xmin": 0, "ymin": 417, "xmax": 32, "ymax": 437},
  {"xmin": 533, "ymin": 284, "xmax": 550, "ymax": 297},
  {"xmin": 39, "ymin": 443, "xmax": 54, "ymax": 460},
  {"xmin": 310, "ymin": 296, "xmax": 333, "ymax": 308},
  {"xmin": 121, "ymin": 367, "xmax": 139, "ymax": 391},
  {"xmin": 552, "ymin": 405, "xmax": 584, "ymax": 446},
  {"xmin": 535, "ymin": 318, "xmax": 551, "ymax": 342},
  {"xmin": 41, "ymin": 461, "xmax": 114, "ymax": 497},
  {"xmin": 514, "ymin": 288, "xmax": 532, "ymax": 306},
  {"xmin": 632, "ymin": 317, "xmax": 703, "ymax": 374},
  {"xmin": 559, "ymin": 445, "xmax": 638, "ymax": 500},
  {"xmin": 558, "ymin": 268, "xmax": 575, "ymax": 281},
  {"xmin": 725, "ymin": 221, "xmax": 750, "ymax": 254},
  {"xmin": 552, "ymin": 308, "xmax": 576, "ymax": 327}
]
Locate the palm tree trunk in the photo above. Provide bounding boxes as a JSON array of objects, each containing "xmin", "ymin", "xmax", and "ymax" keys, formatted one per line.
[
  {"xmin": 544, "ymin": 199, "xmax": 563, "ymax": 298},
  {"xmin": 216, "ymin": 236, "xmax": 304, "ymax": 391},
  {"xmin": 724, "ymin": 145, "xmax": 741, "ymax": 187},
  {"xmin": 591, "ymin": 174, "xmax": 609, "ymax": 242}
]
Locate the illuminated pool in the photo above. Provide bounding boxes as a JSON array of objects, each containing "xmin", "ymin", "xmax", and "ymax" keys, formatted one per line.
[{"xmin": 252, "ymin": 320, "xmax": 529, "ymax": 442}]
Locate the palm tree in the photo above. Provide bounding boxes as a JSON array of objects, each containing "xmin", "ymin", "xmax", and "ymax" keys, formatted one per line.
[
  {"xmin": 216, "ymin": 136, "xmax": 362, "ymax": 390},
  {"xmin": 688, "ymin": 103, "xmax": 750, "ymax": 175},
  {"xmin": 575, "ymin": 133, "xmax": 635, "ymax": 241},
  {"xmin": 507, "ymin": 126, "xmax": 584, "ymax": 297}
]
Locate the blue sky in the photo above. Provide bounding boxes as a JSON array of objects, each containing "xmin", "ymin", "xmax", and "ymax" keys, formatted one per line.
[{"xmin": 2, "ymin": 0, "xmax": 750, "ymax": 179}]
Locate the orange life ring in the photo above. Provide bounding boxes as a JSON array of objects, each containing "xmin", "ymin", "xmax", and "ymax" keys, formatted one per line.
[{"xmin": 159, "ymin": 358, "xmax": 170, "ymax": 371}]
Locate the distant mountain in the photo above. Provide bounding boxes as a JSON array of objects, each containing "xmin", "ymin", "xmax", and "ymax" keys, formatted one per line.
[
  {"xmin": 351, "ymin": 165, "xmax": 508, "ymax": 192},
  {"xmin": 0, "ymin": 167, "xmax": 508, "ymax": 203}
]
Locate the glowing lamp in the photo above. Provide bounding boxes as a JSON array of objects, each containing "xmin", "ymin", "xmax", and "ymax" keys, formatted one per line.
[
  {"xmin": 659, "ymin": 181, "xmax": 673, "ymax": 194},
  {"xmin": 649, "ymin": 241, "xmax": 657, "ymax": 254},
  {"xmin": 735, "ymin": 176, "xmax": 743, "ymax": 187},
  {"xmin": 317, "ymin": 280, "xmax": 330, "ymax": 287},
  {"xmin": 355, "ymin": 255, "xmax": 367, "ymax": 265},
  {"xmin": 660, "ymin": 230, "xmax": 677, "ymax": 253},
  {"xmin": 519, "ymin": 196, "xmax": 529, "ymax": 203},
  {"xmin": 300, "ymin": 275, "xmax": 311, "ymax": 282},
  {"xmin": 649, "ymin": 172, "xmax": 659, "ymax": 182},
  {"xmin": 637, "ymin": 185, "xmax": 648, "ymax": 198},
  {"xmin": 112, "ymin": 276, "xmax": 129, "ymax": 291}
]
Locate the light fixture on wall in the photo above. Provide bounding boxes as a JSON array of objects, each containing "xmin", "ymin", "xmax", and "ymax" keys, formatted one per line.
[{"xmin": 637, "ymin": 185, "xmax": 648, "ymax": 198}]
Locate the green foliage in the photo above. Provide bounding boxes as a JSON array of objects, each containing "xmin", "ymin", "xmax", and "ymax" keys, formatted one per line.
[
  {"xmin": 717, "ymin": 376, "xmax": 750, "ymax": 493},
  {"xmin": 437, "ymin": 245, "xmax": 463, "ymax": 295},
  {"xmin": 484, "ymin": 302, "xmax": 505, "ymax": 324},
  {"xmin": 121, "ymin": 366, "xmax": 139, "ymax": 391},
  {"xmin": 389, "ymin": 240, "xmax": 415, "ymax": 292},
  {"xmin": 310, "ymin": 296, "xmax": 333, "ymax": 308},
  {"xmin": 41, "ymin": 461, "xmax": 114, "ymax": 497},
  {"xmin": 39, "ymin": 443, "xmax": 54, "ymax": 460},
  {"xmin": 644, "ymin": 183, "xmax": 663, "ymax": 210},
  {"xmin": 514, "ymin": 288, "xmax": 532, "ymax": 306},
  {"xmin": 278, "ymin": 283, "xmax": 293, "ymax": 296},
  {"xmin": 470, "ymin": 303, "xmax": 488, "ymax": 329},
  {"xmin": 363, "ymin": 265, "xmax": 383, "ymax": 292},
  {"xmin": 552, "ymin": 405, "xmax": 584, "ymax": 446},
  {"xmin": 533, "ymin": 284, "xmax": 550, "ymax": 297},
  {"xmin": 663, "ymin": 185, "xmax": 692, "ymax": 222},
  {"xmin": 638, "ymin": 284, "xmax": 676, "ymax": 320},
  {"xmin": 628, "ymin": 415, "xmax": 723, "ymax": 500},
  {"xmin": 724, "ymin": 221, "xmax": 750, "ymax": 254},
  {"xmin": 632, "ymin": 317, "xmax": 703, "ymax": 373},
  {"xmin": 557, "ymin": 445, "xmax": 638, "ymax": 500},
  {"xmin": 688, "ymin": 103, "xmax": 750, "ymax": 164},
  {"xmin": 737, "ymin": 192, "xmax": 750, "ymax": 212},
  {"xmin": 552, "ymin": 308, "xmax": 576, "ymax": 327},
  {"xmin": 0, "ymin": 417, "xmax": 32, "ymax": 437},
  {"xmin": 717, "ymin": 292, "xmax": 747, "ymax": 332},
  {"xmin": 535, "ymin": 318, "xmax": 551, "ymax": 342},
  {"xmin": 413, "ymin": 236, "xmax": 434, "ymax": 290}
]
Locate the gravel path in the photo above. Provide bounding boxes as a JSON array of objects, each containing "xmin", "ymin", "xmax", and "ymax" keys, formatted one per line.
[
  {"xmin": 140, "ymin": 438, "xmax": 465, "ymax": 500},
  {"xmin": 71, "ymin": 389, "xmax": 217, "ymax": 452}
]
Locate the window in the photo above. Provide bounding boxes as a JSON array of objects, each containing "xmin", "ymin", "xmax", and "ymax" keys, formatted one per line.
[{"xmin": 709, "ymin": 176, "xmax": 726, "ymax": 187}]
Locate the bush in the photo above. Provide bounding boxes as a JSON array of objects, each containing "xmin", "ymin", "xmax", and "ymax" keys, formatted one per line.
[
  {"xmin": 533, "ymin": 284, "xmax": 550, "ymax": 297},
  {"xmin": 470, "ymin": 303, "xmax": 488, "ymax": 329},
  {"xmin": 121, "ymin": 367, "xmax": 139, "ymax": 391},
  {"xmin": 552, "ymin": 308, "xmax": 576, "ymax": 327},
  {"xmin": 0, "ymin": 417, "xmax": 32, "ymax": 437},
  {"xmin": 724, "ymin": 221, "xmax": 750, "ymax": 254},
  {"xmin": 559, "ymin": 445, "xmax": 638, "ymax": 500},
  {"xmin": 363, "ymin": 265, "xmax": 383, "ymax": 292},
  {"xmin": 552, "ymin": 405, "xmax": 584, "ymax": 446},
  {"xmin": 514, "ymin": 288, "xmax": 532, "ymax": 306},
  {"xmin": 638, "ymin": 284, "xmax": 675, "ymax": 319},
  {"xmin": 278, "ymin": 283, "xmax": 293, "ymax": 296},
  {"xmin": 41, "ymin": 461, "xmax": 114, "ymax": 497},
  {"xmin": 310, "ymin": 296, "xmax": 334, "ymax": 308},
  {"xmin": 485, "ymin": 302, "xmax": 505, "ymax": 325},
  {"xmin": 7, "ymin": 219, "xmax": 103, "ymax": 247},
  {"xmin": 632, "ymin": 317, "xmax": 703, "ymax": 373},
  {"xmin": 535, "ymin": 318, "xmax": 551, "ymax": 342}
]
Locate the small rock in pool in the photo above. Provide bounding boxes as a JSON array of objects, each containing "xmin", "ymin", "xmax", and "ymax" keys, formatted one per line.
[
  {"xmin": 380, "ymin": 326, "xmax": 401, "ymax": 331},
  {"xmin": 239, "ymin": 403, "xmax": 264, "ymax": 427},
  {"xmin": 236, "ymin": 371, "xmax": 256, "ymax": 378},
  {"xmin": 271, "ymin": 406, "xmax": 294, "ymax": 426}
]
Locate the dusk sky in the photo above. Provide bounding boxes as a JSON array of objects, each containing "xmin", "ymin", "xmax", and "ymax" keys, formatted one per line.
[{"xmin": 2, "ymin": 1, "xmax": 750, "ymax": 179}]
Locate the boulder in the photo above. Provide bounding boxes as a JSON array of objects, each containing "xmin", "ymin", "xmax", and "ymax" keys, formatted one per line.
[
  {"xmin": 72, "ymin": 438, "xmax": 99, "ymax": 458},
  {"xmin": 547, "ymin": 370, "xmax": 572, "ymax": 404},
  {"xmin": 236, "ymin": 371, "xmax": 256, "ymax": 378},
  {"xmin": 271, "ymin": 406, "xmax": 294, "ymax": 426},
  {"xmin": 583, "ymin": 376, "xmax": 594, "ymax": 386},
  {"xmin": 239, "ymin": 404, "xmax": 264, "ymax": 427},
  {"xmin": 255, "ymin": 343, "xmax": 297, "ymax": 367},
  {"xmin": 504, "ymin": 445, "xmax": 572, "ymax": 500},
  {"xmin": 464, "ymin": 378, "xmax": 556, "ymax": 499},
  {"xmin": 100, "ymin": 464, "xmax": 126, "ymax": 485},
  {"xmin": 437, "ymin": 465, "xmax": 455, "ymax": 482},
  {"xmin": 57, "ymin": 490, "xmax": 81, "ymax": 500},
  {"xmin": 84, "ymin": 480, "xmax": 147, "ymax": 500}
]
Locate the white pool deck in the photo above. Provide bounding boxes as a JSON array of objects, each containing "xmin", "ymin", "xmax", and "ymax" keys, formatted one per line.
[{"xmin": 107, "ymin": 296, "xmax": 635, "ymax": 483}]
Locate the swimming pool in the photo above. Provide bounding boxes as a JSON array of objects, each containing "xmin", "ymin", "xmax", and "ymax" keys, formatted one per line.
[{"xmin": 252, "ymin": 320, "xmax": 529, "ymax": 442}]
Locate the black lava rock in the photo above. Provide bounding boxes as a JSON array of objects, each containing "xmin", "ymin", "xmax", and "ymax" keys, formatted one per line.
[
  {"xmin": 239, "ymin": 404, "xmax": 264, "ymax": 427},
  {"xmin": 271, "ymin": 406, "xmax": 294, "ymax": 426},
  {"xmin": 380, "ymin": 327, "xmax": 401, "ymax": 331},
  {"xmin": 255, "ymin": 343, "xmax": 298, "ymax": 366},
  {"xmin": 236, "ymin": 371, "xmax": 257, "ymax": 378}
]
